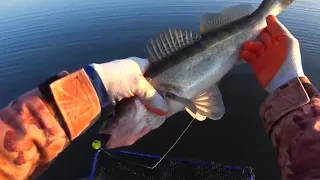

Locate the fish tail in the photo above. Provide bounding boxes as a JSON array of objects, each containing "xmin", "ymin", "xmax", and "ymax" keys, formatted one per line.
[{"xmin": 254, "ymin": 0, "xmax": 295, "ymax": 17}]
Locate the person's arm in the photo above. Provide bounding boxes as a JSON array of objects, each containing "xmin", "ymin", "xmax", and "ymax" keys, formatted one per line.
[
  {"xmin": 0, "ymin": 69, "xmax": 105, "ymax": 180},
  {"xmin": 0, "ymin": 57, "xmax": 167, "ymax": 180},
  {"xmin": 241, "ymin": 15, "xmax": 319, "ymax": 179},
  {"xmin": 260, "ymin": 77, "xmax": 320, "ymax": 179}
]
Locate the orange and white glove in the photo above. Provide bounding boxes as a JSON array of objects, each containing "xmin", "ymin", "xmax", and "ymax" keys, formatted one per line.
[{"xmin": 240, "ymin": 15, "xmax": 305, "ymax": 93}]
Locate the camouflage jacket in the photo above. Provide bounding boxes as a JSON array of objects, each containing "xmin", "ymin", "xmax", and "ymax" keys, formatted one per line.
[{"xmin": 0, "ymin": 67, "xmax": 318, "ymax": 180}]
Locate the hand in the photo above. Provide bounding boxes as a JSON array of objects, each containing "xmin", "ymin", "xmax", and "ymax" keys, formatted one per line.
[
  {"xmin": 240, "ymin": 15, "xmax": 305, "ymax": 93},
  {"xmin": 91, "ymin": 57, "xmax": 167, "ymax": 115},
  {"xmin": 90, "ymin": 57, "xmax": 168, "ymax": 148}
]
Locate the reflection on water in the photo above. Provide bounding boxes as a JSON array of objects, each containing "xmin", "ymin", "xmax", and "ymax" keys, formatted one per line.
[{"xmin": 0, "ymin": 0, "xmax": 319, "ymax": 180}]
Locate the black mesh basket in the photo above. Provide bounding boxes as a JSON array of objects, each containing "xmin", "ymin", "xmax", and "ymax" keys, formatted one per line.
[{"xmin": 87, "ymin": 149, "xmax": 255, "ymax": 180}]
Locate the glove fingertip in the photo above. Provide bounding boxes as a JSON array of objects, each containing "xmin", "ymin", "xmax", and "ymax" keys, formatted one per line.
[
  {"xmin": 242, "ymin": 41, "xmax": 254, "ymax": 50},
  {"xmin": 240, "ymin": 50, "xmax": 256, "ymax": 64},
  {"xmin": 135, "ymin": 77, "xmax": 168, "ymax": 115},
  {"xmin": 143, "ymin": 92, "xmax": 168, "ymax": 116},
  {"xmin": 266, "ymin": 15, "xmax": 277, "ymax": 23},
  {"xmin": 266, "ymin": 15, "xmax": 289, "ymax": 38}
]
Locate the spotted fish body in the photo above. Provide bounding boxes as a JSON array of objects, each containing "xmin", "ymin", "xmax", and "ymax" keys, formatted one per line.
[{"xmin": 105, "ymin": 0, "xmax": 295, "ymax": 139}]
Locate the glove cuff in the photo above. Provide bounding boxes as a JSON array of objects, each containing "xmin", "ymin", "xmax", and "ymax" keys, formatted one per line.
[
  {"xmin": 265, "ymin": 63, "xmax": 305, "ymax": 93},
  {"xmin": 85, "ymin": 64, "xmax": 115, "ymax": 108}
]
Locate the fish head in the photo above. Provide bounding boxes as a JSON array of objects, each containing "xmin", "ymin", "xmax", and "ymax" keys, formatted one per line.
[
  {"xmin": 100, "ymin": 97, "xmax": 167, "ymax": 149},
  {"xmin": 99, "ymin": 80, "xmax": 187, "ymax": 149}
]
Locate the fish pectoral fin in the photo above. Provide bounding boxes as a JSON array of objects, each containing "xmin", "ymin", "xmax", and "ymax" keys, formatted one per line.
[
  {"xmin": 185, "ymin": 85, "xmax": 225, "ymax": 121},
  {"xmin": 199, "ymin": 3, "xmax": 255, "ymax": 34},
  {"xmin": 185, "ymin": 107, "xmax": 207, "ymax": 121},
  {"xmin": 165, "ymin": 92, "xmax": 206, "ymax": 121}
]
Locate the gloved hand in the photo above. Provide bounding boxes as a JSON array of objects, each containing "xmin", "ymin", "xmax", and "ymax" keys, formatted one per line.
[
  {"xmin": 89, "ymin": 57, "xmax": 168, "ymax": 148},
  {"xmin": 90, "ymin": 57, "xmax": 167, "ymax": 115},
  {"xmin": 240, "ymin": 15, "xmax": 305, "ymax": 93}
]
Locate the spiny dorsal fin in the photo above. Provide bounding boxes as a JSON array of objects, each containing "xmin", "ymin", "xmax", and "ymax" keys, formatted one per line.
[
  {"xmin": 145, "ymin": 28, "xmax": 200, "ymax": 63},
  {"xmin": 200, "ymin": 4, "xmax": 255, "ymax": 34}
]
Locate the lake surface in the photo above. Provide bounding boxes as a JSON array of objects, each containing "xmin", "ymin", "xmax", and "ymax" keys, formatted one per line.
[{"xmin": 0, "ymin": 0, "xmax": 319, "ymax": 179}]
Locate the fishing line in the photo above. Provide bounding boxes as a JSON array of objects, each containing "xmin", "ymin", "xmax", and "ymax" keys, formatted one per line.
[
  {"xmin": 89, "ymin": 117, "xmax": 256, "ymax": 179},
  {"xmin": 89, "ymin": 117, "xmax": 195, "ymax": 179},
  {"xmin": 89, "ymin": 103, "xmax": 195, "ymax": 179},
  {"xmin": 134, "ymin": 117, "xmax": 195, "ymax": 169}
]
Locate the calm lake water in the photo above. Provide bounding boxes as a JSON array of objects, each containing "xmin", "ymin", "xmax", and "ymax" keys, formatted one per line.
[{"xmin": 1, "ymin": 0, "xmax": 320, "ymax": 179}]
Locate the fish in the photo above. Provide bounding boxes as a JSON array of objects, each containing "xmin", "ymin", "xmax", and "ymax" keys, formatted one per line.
[{"xmin": 101, "ymin": 0, "xmax": 295, "ymax": 148}]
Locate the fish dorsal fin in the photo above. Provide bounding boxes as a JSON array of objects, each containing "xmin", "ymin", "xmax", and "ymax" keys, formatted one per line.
[
  {"xmin": 185, "ymin": 85, "xmax": 225, "ymax": 121},
  {"xmin": 200, "ymin": 3, "xmax": 255, "ymax": 34},
  {"xmin": 145, "ymin": 28, "xmax": 200, "ymax": 63}
]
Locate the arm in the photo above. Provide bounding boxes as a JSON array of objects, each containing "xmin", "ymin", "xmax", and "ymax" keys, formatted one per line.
[
  {"xmin": 261, "ymin": 77, "xmax": 320, "ymax": 180},
  {"xmin": 0, "ymin": 69, "xmax": 105, "ymax": 180},
  {"xmin": 0, "ymin": 57, "xmax": 168, "ymax": 180},
  {"xmin": 240, "ymin": 15, "xmax": 317, "ymax": 180}
]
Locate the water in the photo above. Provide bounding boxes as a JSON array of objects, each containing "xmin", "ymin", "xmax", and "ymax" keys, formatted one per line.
[{"xmin": 0, "ymin": 0, "xmax": 319, "ymax": 179}]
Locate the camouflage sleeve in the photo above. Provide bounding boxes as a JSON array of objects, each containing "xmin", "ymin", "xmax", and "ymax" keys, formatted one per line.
[
  {"xmin": 0, "ymin": 69, "xmax": 101, "ymax": 180},
  {"xmin": 260, "ymin": 77, "xmax": 320, "ymax": 180}
]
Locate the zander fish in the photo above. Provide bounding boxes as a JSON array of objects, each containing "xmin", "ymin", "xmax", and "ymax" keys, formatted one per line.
[{"xmin": 103, "ymin": 0, "xmax": 295, "ymax": 146}]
